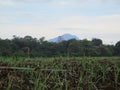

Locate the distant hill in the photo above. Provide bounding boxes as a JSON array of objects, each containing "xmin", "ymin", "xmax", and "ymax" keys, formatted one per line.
[{"xmin": 48, "ymin": 33, "xmax": 79, "ymax": 42}]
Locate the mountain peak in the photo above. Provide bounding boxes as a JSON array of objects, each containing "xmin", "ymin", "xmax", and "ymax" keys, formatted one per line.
[{"xmin": 48, "ymin": 33, "xmax": 79, "ymax": 42}]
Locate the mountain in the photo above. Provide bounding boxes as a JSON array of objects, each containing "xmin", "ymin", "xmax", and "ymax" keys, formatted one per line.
[{"xmin": 48, "ymin": 33, "xmax": 79, "ymax": 42}]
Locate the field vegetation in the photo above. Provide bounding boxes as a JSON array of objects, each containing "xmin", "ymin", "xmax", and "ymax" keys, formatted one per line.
[{"xmin": 0, "ymin": 57, "xmax": 120, "ymax": 90}]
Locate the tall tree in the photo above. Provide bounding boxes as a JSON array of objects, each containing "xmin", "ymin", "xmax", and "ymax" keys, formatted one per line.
[
  {"xmin": 92, "ymin": 38, "xmax": 102, "ymax": 46},
  {"xmin": 115, "ymin": 41, "xmax": 120, "ymax": 55}
]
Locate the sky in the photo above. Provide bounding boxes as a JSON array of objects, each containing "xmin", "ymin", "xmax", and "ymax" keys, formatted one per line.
[{"xmin": 0, "ymin": 0, "xmax": 120, "ymax": 44}]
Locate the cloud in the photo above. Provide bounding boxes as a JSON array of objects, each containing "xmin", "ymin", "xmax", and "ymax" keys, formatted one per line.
[
  {"xmin": 0, "ymin": 0, "xmax": 120, "ymax": 8},
  {"xmin": 12, "ymin": 0, "xmax": 51, "ymax": 3},
  {"xmin": 13, "ymin": 0, "xmax": 120, "ymax": 5},
  {"xmin": 12, "ymin": 0, "xmax": 120, "ymax": 3},
  {"xmin": 0, "ymin": 14, "xmax": 120, "ymax": 44},
  {"xmin": 0, "ymin": 16, "xmax": 15, "ymax": 24},
  {"xmin": 0, "ymin": 0, "xmax": 119, "ymax": 44},
  {"xmin": 53, "ymin": 14, "xmax": 120, "ymax": 44},
  {"xmin": 0, "ymin": 0, "xmax": 15, "ymax": 6},
  {"xmin": 55, "ymin": 14, "xmax": 120, "ymax": 34},
  {"xmin": 58, "ymin": 27, "xmax": 85, "ymax": 31},
  {"xmin": 0, "ymin": 24, "xmax": 60, "ymax": 40}
]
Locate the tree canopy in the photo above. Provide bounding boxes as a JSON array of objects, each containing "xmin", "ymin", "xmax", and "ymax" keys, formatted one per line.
[{"xmin": 0, "ymin": 35, "xmax": 119, "ymax": 57}]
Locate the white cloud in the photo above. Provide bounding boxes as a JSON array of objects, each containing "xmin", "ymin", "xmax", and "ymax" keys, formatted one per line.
[
  {"xmin": 0, "ymin": 0, "xmax": 119, "ymax": 8},
  {"xmin": 0, "ymin": 14, "xmax": 120, "ymax": 44},
  {"xmin": 0, "ymin": 0, "xmax": 15, "ymax": 6},
  {"xmin": 0, "ymin": 0, "xmax": 119, "ymax": 44},
  {"xmin": 55, "ymin": 15, "xmax": 120, "ymax": 34},
  {"xmin": 0, "ymin": 16, "xmax": 15, "ymax": 24},
  {"xmin": 0, "ymin": 24, "xmax": 59, "ymax": 40},
  {"xmin": 52, "ymin": 14, "xmax": 120, "ymax": 44}
]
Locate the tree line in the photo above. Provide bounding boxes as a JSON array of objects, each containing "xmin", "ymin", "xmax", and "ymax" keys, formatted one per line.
[{"xmin": 0, "ymin": 35, "xmax": 120, "ymax": 57}]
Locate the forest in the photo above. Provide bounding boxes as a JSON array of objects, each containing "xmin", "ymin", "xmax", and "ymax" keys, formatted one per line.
[{"xmin": 0, "ymin": 35, "xmax": 120, "ymax": 57}]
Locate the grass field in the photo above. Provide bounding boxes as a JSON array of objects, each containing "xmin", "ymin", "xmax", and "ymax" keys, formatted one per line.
[{"xmin": 0, "ymin": 57, "xmax": 120, "ymax": 90}]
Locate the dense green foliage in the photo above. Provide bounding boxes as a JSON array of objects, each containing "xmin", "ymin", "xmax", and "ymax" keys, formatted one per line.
[{"xmin": 0, "ymin": 36, "xmax": 120, "ymax": 57}]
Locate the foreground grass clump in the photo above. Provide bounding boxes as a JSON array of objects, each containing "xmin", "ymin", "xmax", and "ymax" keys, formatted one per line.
[{"xmin": 0, "ymin": 57, "xmax": 120, "ymax": 90}]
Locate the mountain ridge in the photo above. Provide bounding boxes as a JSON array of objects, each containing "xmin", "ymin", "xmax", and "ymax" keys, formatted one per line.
[{"xmin": 48, "ymin": 33, "xmax": 79, "ymax": 42}]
